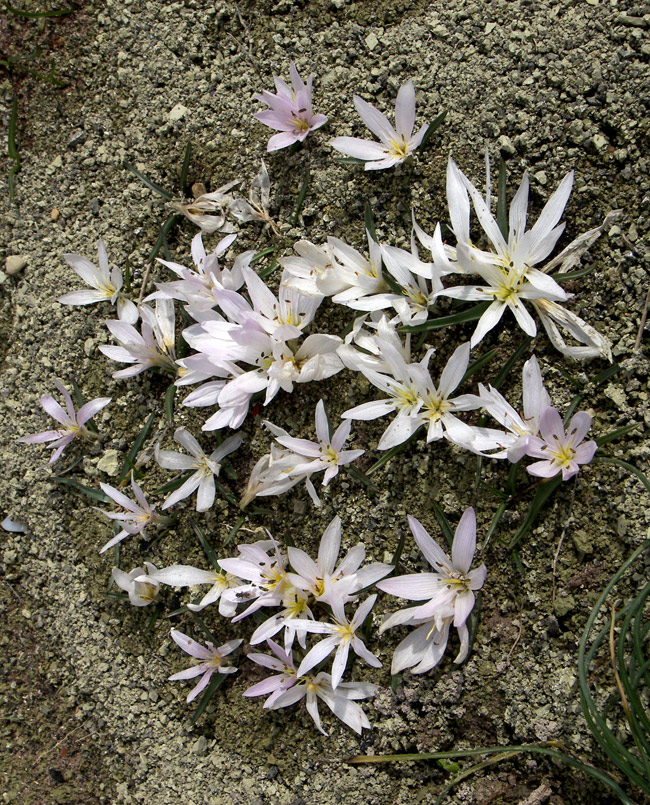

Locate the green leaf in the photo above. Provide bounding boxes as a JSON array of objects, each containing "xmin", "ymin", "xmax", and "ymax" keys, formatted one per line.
[
  {"xmin": 345, "ymin": 464, "xmax": 377, "ymax": 493},
  {"xmin": 431, "ymin": 501, "xmax": 454, "ymax": 549},
  {"xmin": 147, "ymin": 213, "xmax": 182, "ymax": 264},
  {"xmin": 335, "ymin": 156, "xmax": 369, "ymax": 166},
  {"xmin": 5, "ymin": 0, "xmax": 73, "ymax": 17},
  {"xmin": 554, "ymin": 264, "xmax": 598, "ymax": 283},
  {"xmin": 401, "ymin": 302, "xmax": 490, "ymax": 333},
  {"xmin": 258, "ymin": 260, "xmax": 280, "ymax": 280},
  {"xmin": 596, "ymin": 422, "xmax": 640, "ymax": 447},
  {"xmin": 347, "ymin": 744, "xmax": 633, "ymax": 804},
  {"xmin": 118, "ymin": 412, "xmax": 155, "ymax": 483},
  {"xmin": 250, "ymin": 246, "xmax": 276, "ymax": 264},
  {"xmin": 418, "ymin": 110, "xmax": 447, "ymax": 152},
  {"xmin": 191, "ymin": 672, "xmax": 227, "ymax": 725},
  {"xmin": 52, "ymin": 476, "xmax": 111, "ymax": 502},
  {"xmin": 460, "ymin": 348, "xmax": 498, "ymax": 387},
  {"xmin": 190, "ymin": 520, "xmax": 221, "ymax": 571},
  {"xmin": 364, "ymin": 202, "xmax": 377, "ymax": 242},
  {"xmin": 491, "ymin": 338, "xmax": 532, "ymax": 390},
  {"xmin": 179, "ymin": 142, "xmax": 192, "ymax": 193},
  {"xmin": 290, "ymin": 172, "xmax": 310, "ymax": 226},
  {"xmin": 496, "ymin": 158, "xmax": 508, "ymax": 241},
  {"xmin": 366, "ymin": 428, "xmax": 423, "ymax": 476},
  {"xmin": 126, "ymin": 163, "xmax": 174, "ymax": 201},
  {"xmin": 224, "ymin": 515, "xmax": 246, "ymax": 547},
  {"xmin": 164, "ymin": 383, "xmax": 176, "ymax": 424}
]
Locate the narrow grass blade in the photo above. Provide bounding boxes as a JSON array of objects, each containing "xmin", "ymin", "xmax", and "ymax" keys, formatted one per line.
[
  {"xmin": 348, "ymin": 744, "xmax": 633, "ymax": 803},
  {"xmin": 364, "ymin": 202, "xmax": 377, "ymax": 241},
  {"xmin": 431, "ymin": 501, "xmax": 454, "ymax": 548},
  {"xmin": 491, "ymin": 337, "xmax": 532, "ymax": 390},
  {"xmin": 418, "ymin": 110, "xmax": 447, "ymax": 152},
  {"xmin": 402, "ymin": 302, "xmax": 490, "ymax": 333},
  {"xmin": 126, "ymin": 163, "xmax": 174, "ymax": 201},
  {"xmin": 118, "ymin": 412, "xmax": 155, "ymax": 483},
  {"xmin": 596, "ymin": 423, "xmax": 640, "ymax": 448},
  {"xmin": 460, "ymin": 348, "xmax": 498, "ymax": 387},
  {"xmin": 224, "ymin": 515, "xmax": 246, "ymax": 547},
  {"xmin": 191, "ymin": 672, "xmax": 227, "ymax": 724},
  {"xmin": 250, "ymin": 246, "xmax": 276, "ymax": 264},
  {"xmin": 164, "ymin": 383, "xmax": 176, "ymax": 424},
  {"xmin": 336, "ymin": 157, "xmax": 369, "ymax": 166},
  {"xmin": 179, "ymin": 142, "xmax": 192, "ymax": 193},
  {"xmin": 190, "ymin": 519, "xmax": 220, "ymax": 571},
  {"xmin": 290, "ymin": 172, "xmax": 310, "ymax": 226},
  {"xmin": 345, "ymin": 465, "xmax": 377, "ymax": 493},
  {"xmin": 592, "ymin": 455, "xmax": 650, "ymax": 494},
  {"xmin": 52, "ymin": 476, "xmax": 111, "ymax": 502},
  {"xmin": 366, "ymin": 428, "xmax": 422, "ymax": 476},
  {"xmin": 5, "ymin": 1, "xmax": 73, "ymax": 17},
  {"xmin": 506, "ymin": 475, "xmax": 563, "ymax": 551},
  {"xmin": 554, "ymin": 264, "xmax": 598, "ymax": 283}
]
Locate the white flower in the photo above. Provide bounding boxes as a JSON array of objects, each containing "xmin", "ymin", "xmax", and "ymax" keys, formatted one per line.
[
  {"xmin": 18, "ymin": 379, "xmax": 111, "ymax": 465},
  {"xmin": 440, "ymin": 157, "xmax": 613, "ymax": 360},
  {"xmin": 148, "ymin": 564, "xmax": 243, "ymax": 617},
  {"xmin": 230, "ymin": 160, "xmax": 279, "ymax": 235},
  {"xmin": 155, "ymin": 426, "xmax": 242, "ymax": 511},
  {"xmin": 286, "ymin": 515, "xmax": 392, "ymax": 608},
  {"xmin": 290, "ymin": 595, "xmax": 381, "ymax": 689},
  {"xmin": 331, "ymin": 80, "xmax": 427, "ymax": 170},
  {"xmin": 168, "ymin": 630, "xmax": 242, "ymax": 703},
  {"xmin": 525, "ymin": 407, "xmax": 597, "ymax": 480},
  {"xmin": 112, "ymin": 562, "xmax": 160, "ymax": 607},
  {"xmin": 269, "ymin": 671, "xmax": 377, "ymax": 735},
  {"xmin": 96, "ymin": 473, "xmax": 170, "ymax": 554},
  {"xmin": 59, "ymin": 239, "xmax": 138, "ymax": 324},
  {"xmin": 257, "ymin": 399, "xmax": 365, "ymax": 506},
  {"xmin": 100, "ymin": 300, "xmax": 178, "ymax": 378},
  {"xmin": 476, "ymin": 355, "xmax": 551, "ymax": 462},
  {"xmin": 377, "ymin": 509, "xmax": 486, "ymax": 674}
]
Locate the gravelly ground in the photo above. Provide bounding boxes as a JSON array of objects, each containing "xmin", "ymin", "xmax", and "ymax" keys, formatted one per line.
[{"xmin": 1, "ymin": 1, "xmax": 650, "ymax": 803}]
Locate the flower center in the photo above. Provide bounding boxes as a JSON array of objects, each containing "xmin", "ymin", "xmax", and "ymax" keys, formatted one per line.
[{"xmin": 388, "ymin": 137, "xmax": 410, "ymax": 159}]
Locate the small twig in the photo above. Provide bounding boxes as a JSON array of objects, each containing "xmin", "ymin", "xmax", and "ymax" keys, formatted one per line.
[
  {"xmin": 226, "ymin": 33, "xmax": 260, "ymax": 71},
  {"xmin": 634, "ymin": 283, "xmax": 650, "ymax": 350},
  {"xmin": 36, "ymin": 724, "xmax": 85, "ymax": 761}
]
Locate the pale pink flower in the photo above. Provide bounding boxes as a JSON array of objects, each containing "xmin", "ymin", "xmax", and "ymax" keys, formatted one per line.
[
  {"xmin": 244, "ymin": 640, "xmax": 298, "ymax": 707},
  {"xmin": 525, "ymin": 407, "xmax": 597, "ymax": 480},
  {"xmin": 96, "ymin": 473, "xmax": 170, "ymax": 554},
  {"xmin": 168, "ymin": 630, "xmax": 242, "ymax": 703},
  {"xmin": 112, "ymin": 562, "xmax": 160, "ymax": 607},
  {"xmin": 18, "ymin": 379, "xmax": 110, "ymax": 465},
  {"xmin": 255, "ymin": 62, "xmax": 328, "ymax": 152},
  {"xmin": 330, "ymin": 80, "xmax": 427, "ymax": 170}
]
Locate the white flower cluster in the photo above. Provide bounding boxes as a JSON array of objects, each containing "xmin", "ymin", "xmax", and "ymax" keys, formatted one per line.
[{"xmin": 17, "ymin": 62, "xmax": 617, "ymax": 737}]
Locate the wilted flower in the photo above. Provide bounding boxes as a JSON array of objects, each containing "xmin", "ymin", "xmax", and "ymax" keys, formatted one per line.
[
  {"xmin": 112, "ymin": 562, "xmax": 160, "ymax": 607},
  {"xmin": 255, "ymin": 62, "xmax": 328, "ymax": 152},
  {"xmin": 18, "ymin": 379, "xmax": 111, "ymax": 465},
  {"xmin": 377, "ymin": 509, "xmax": 486, "ymax": 674},
  {"xmin": 525, "ymin": 407, "xmax": 597, "ymax": 480},
  {"xmin": 59, "ymin": 239, "xmax": 138, "ymax": 324},
  {"xmin": 330, "ymin": 80, "xmax": 427, "ymax": 170},
  {"xmin": 171, "ymin": 180, "xmax": 241, "ymax": 234},
  {"xmin": 155, "ymin": 427, "xmax": 242, "ymax": 511},
  {"xmin": 230, "ymin": 160, "xmax": 279, "ymax": 235},
  {"xmin": 168, "ymin": 630, "xmax": 242, "ymax": 702}
]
